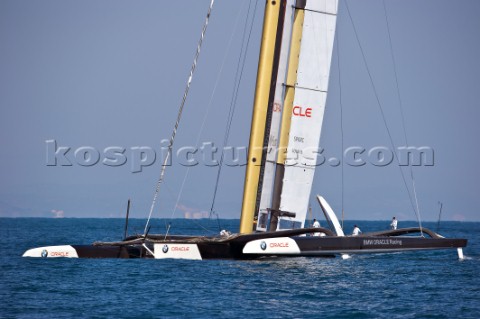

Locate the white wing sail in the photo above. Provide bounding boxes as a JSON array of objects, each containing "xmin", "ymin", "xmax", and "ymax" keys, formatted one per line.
[{"xmin": 277, "ymin": 0, "xmax": 338, "ymax": 230}]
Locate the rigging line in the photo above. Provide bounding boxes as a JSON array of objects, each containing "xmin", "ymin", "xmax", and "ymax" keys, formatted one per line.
[
  {"xmin": 209, "ymin": 0, "xmax": 259, "ymax": 217},
  {"xmin": 168, "ymin": 0, "xmax": 250, "ymax": 229},
  {"xmin": 335, "ymin": 13, "xmax": 345, "ymax": 230},
  {"xmin": 382, "ymin": 0, "xmax": 423, "ymax": 233},
  {"xmin": 187, "ymin": 217, "xmax": 218, "ymax": 234},
  {"xmin": 161, "ymin": 183, "xmax": 211, "ymax": 234},
  {"xmin": 209, "ymin": 0, "xmax": 253, "ymax": 215},
  {"xmin": 144, "ymin": 0, "xmax": 215, "ymax": 235},
  {"xmin": 164, "ymin": 214, "xmax": 217, "ymax": 235},
  {"xmin": 344, "ymin": 1, "xmax": 420, "ymax": 223}
]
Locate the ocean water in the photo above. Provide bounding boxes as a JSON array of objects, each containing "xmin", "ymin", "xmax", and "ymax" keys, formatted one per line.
[{"xmin": 1, "ymin": 218, "xmax": 479, "ymax": 319}]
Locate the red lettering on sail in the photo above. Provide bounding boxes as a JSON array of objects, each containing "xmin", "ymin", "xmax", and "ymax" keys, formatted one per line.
[{"xmin": 292, "ymin": 106, "xmax": 312, "ymax": 118}]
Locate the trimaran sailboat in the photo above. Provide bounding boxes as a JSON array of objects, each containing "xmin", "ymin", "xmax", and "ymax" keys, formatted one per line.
[{"xmin": 23, "ymin": 0, "xmax": 467, "ymax": 260}]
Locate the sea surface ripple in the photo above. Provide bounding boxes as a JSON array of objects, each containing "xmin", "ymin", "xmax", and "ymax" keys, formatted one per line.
[{"xmin": 1, "ymin": 218, "xmax": 479, "ymax": 318}]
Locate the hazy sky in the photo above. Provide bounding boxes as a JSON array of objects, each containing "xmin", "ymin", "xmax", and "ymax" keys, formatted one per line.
[{"xmin": 1, "ymin": 0, "xmax": 479, "ymax": 222}]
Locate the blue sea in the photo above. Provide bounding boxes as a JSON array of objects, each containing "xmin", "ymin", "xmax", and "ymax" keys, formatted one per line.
[{"xmin": 1, "ymin": 218, "xmax": 479, "ymax": 318}]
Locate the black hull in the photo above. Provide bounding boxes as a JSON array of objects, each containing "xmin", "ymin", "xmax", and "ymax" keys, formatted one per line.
[
  {"xmin": 23, "ymin": 227, "xmax": 467, "ymax": 260},
  {"xmin": 73, "ymin": 245, "xmax": 143, "ymax": 259}
]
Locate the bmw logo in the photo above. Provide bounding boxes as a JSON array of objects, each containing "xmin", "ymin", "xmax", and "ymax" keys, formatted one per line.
[
  {"xmin": 41, "ymin": 249, "xmax": 48, "ymax": 258},
  {"xmin": 260, "ymin": 241, "xmax": 267, "ymax": 251},
  {"xmin": 162, "ymin": 244, "xmax": 169, "ymax": 253}
]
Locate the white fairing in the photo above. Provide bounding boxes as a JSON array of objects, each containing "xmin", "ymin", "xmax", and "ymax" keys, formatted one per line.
[
  {"xmin": 154, "ymin": 243, "xmax": 202, "ymax": 260},
  {"xmin": 22, "ymin": 245, "xmax": 79, "ymax": 258},
  {"xmin": 256, "ymin": 0, "xmax": 296, "ymax": 231},
  {"xmin": 243, "ymin": 237, "xmax": 300, "ymax": 255},
  {"xmin": 278, "ymin": 0, "xmax": 338, "ymax": 229},
  {"xmin": 457, "ymin": 248, "xmax": 464, "ymax": 260},
  {"xmin": 317, "ymin": 195, "xmax": 344, "ymax": 236}
]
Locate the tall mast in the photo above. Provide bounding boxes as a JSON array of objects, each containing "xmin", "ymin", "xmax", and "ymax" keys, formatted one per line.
[
  {"xmin": 239, "ymin": 0, "xmax": 285, "ymax": 234},
  {"xmin": 255, "ymin": 0, "xmax": 297, "ymax": 232}
]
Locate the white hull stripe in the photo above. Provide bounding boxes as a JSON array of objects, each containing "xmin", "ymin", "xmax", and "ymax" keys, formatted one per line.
[
  {"xmin": 22, "ymin": 245, "xmax": 79, "ymax": 258},
  {"xmin": 153, "ymin": 243, "xmax": 202, "ymax": 260},
  {"xmin": 243, "ymin": 237, "xmax": 301, "ymax": 254}
]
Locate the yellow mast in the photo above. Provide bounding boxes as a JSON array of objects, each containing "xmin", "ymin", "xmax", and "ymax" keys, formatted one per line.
[{"xmin": 239, "ymin": 1, "xmax": 282, "ymax": 234}]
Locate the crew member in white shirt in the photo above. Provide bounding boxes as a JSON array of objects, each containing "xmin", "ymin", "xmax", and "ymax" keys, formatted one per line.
[
  {"xmin": 313, "ymin": 218, "xmax": 321, "ymax": 236},
  {"xmin": 352, "ymin": 225, "xmax": 361, "ymax": 236},
  {"xmin": 390, "ymin": 217, "xmax": 398, "ymax": 230}
]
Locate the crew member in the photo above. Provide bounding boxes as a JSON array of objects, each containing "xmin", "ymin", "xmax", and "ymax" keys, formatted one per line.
[
  {"xmin": 390, "ymin": 217, "xmax": 398, "ymax": 230},
  {"xmin": 352, "ymin": 225, "xmax": 361, "ymax": 236},
  {"xmin": 313, "ymin": 218, "xmax": 321, "ymax": 236}
]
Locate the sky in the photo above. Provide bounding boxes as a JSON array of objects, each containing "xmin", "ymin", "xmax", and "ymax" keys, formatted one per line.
[{"xmin": 0, "ymin": 0, "xmax": 479, "ymax": 222}]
